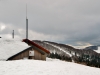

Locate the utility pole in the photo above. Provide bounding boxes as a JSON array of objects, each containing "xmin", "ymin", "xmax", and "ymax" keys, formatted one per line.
[
  {"xmin": 26, "ymin": 4, "xmax": 29, "ymax": 44},
  {"xmin": 12, "ymin": 30, "xmax": 14, "ymax": 39},
  {"xmin": 26, "ymin": 4, "xmax": 28, "ymax": 40}
]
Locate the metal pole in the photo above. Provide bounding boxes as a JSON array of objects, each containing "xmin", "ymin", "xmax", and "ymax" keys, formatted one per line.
[
  {"xmin": 26, "ymin": 4, "xmax": 28, "ymax": 39},
  {"xmin": 12, "ymin": 30, "xmax": 14, "ymax": 39},
  {"xmin": 26, "ymin": 4, "xmax": 28, "ymax": 44},
  {"xmin": 26, "ymin": 18, "xmax": 28, "ymax": 39}
]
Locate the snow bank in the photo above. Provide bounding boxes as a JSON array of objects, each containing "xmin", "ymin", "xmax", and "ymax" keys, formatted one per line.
[{"xmin": 0, "ymin": 58, "xmax": 100, "ymax": 75}]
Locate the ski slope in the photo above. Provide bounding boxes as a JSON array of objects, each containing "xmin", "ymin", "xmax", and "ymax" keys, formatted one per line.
[
  {"xmin": 44, "ymin": 42, "xmax": 72, "ymax": 57},
  {"xmin": 0, "ymin": 58, "xmax": 100, "ymax": 75}
]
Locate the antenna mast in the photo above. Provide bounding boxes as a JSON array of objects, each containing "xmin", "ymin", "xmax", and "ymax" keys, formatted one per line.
[
  {"xmin": 26, "ymin": 4, "xmax": 28, "ymax": 39},
  {"xmin": 12, "ymin": 30, "xmax": 14, "ymax": 39}
]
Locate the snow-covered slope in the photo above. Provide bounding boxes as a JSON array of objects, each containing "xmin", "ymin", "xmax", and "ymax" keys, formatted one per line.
[
  {"xmin": 94, "ymin": 47, "xmax": 100, "ymax": 53},
  {"xmin": 0, "ymin": 58, "xmax": 100, "ymax": 75},
  {"xmin": 0, "ymin": 38, "xmax": 29, "ymax": 60},
  {"xmin": 44, "ymin": 42, "xmax": 72, "ymax": 57}
]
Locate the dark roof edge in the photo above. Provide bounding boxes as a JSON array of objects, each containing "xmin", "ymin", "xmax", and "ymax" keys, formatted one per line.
[
  {"xmin": 22, "ymin": 39, "xmax": 50, "ymax": 54},
  {"xmin": 7, "ymin": 47, "xmax": 32, "ymax": 61}
]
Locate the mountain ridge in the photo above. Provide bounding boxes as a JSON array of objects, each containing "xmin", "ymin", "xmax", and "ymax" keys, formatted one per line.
[{"xmin": 33, "ymin": 40, "xmax": 100, "ymax": 68}]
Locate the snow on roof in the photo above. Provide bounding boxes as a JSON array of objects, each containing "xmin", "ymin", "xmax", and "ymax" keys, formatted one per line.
[{"xmin": 0, "ymin": 38, "xmax": 29, "ymax": 60}]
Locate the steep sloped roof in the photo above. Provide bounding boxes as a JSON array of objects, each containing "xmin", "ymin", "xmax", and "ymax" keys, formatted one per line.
[
  {"xmin": 22, "ymin": 39, "xmax": 50, "ymax": 54},
  {"xmin": 0, "ymin": 38, "xmax": 29, "ymax": 60}
]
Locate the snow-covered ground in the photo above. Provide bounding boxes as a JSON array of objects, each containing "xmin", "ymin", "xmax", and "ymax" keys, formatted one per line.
[
  {"xmin": 44, "ymin": 42, "xmax": 72, "ymax": 57},
  {"xmin": 0, "ymin": 39, "xmax": 100, "ymax": 75},
  {"xmin": 0, "ymin": 58, "xmax": 100, "ymax": 75}
]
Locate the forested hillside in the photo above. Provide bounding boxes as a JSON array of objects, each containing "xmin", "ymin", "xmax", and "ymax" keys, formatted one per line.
[{"xmin": 33, "ymin": 40, "xmax": 100, "ymax": 68}]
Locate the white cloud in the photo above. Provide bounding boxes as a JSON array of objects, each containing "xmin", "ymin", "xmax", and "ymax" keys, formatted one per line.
[
  {"xmin": 18, "ymin": 28, "xmax": 66, "ymax": 42},
  {"xmin": 0, "ymin": 23, "xmax": 6, "ymax": 31},
  {"xmin": 0, "ymin": 0, "xmax": 100, "ymax": 46}
]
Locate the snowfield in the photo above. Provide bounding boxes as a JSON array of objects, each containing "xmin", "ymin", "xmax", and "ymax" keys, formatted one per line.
[
  {"xmin": 0, "ymin": 38, "xmax": 100, "ymax": 75},
  {"xmin": 0, "ymin": 58, "xmax": 100, "ymax": 75}
]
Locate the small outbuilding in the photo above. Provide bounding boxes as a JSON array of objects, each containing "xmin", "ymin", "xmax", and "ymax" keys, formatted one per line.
[
  {"xmin": 22, "ymin": 39, "xmax": 50, "ymax": 60},
  {"xmin": 0, "ymin": 38, "xmax": 50, "ymax": 61},
  {"xmin": 8, "ymin": 39, "xmax": 50, "ymax": 61}
]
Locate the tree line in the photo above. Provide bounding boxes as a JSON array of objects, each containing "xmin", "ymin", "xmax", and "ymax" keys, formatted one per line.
[{"xmin": 48, "ymin": 51, "xmax": 100, "ymax": 68}]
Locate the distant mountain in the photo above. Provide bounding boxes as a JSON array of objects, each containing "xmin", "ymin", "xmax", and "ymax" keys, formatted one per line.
[
  {"xmin": 33, "ymin": 40, "xmax": 100, "ymax": 68},
  {"xmin": 85, "ymin": 46, "xmax": 98, "ymax": 50},
  {"xmin": 84, "ymin": 45, "xmax": 100, "ymax": 53}
]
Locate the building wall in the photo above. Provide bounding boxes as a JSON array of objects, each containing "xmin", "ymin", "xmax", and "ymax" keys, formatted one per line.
[
  {"xmin": 9, "ymin": 48, "xmax": 46, "ymax": 61},
  {"xmin": 41, "ymin": 54, "xmax": 46, "ymax": 60},
  {"xmin": 11, "ymin": 49, "xmax": 30, "ymax": 60},
  {"xmin": 34, "ymin": 50, "xmax": 46, "ymax": 60}
]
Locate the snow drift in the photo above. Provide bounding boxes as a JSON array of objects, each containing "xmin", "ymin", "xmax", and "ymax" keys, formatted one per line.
[{"xmin": 0, "ymin": 58, "xmax": 100, "ymax": 75}]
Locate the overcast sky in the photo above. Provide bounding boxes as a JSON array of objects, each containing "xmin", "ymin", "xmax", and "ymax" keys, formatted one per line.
[{"xmin": 0, "ymin": 0, "xmax": 100, "ymax": 46}]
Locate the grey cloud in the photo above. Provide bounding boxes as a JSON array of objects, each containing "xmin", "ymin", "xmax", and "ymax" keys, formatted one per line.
[{"xmin": 0, "ymin": 0, "xmax": 100, "ymax": 46}]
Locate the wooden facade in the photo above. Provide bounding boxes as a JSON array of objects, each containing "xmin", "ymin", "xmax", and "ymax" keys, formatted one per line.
[
  {"xmin": 7, "ymin": 44, "xmax": 49, "ymax": 61},
  {"xmin": 7, "ymin": 39, "xmax": 50, "ymax": 61}
]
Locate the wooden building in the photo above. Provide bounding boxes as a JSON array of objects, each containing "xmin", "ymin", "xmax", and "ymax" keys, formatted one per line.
[{"xmin": 7, "ymin": 39, "xmax": 50, "ymax": 61}]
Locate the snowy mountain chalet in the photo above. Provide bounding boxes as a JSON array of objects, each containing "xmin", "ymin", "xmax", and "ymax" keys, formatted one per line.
[
  {"xmin": 0, "ymin": 38, "xmax": 50, "ymax": 61},
  {"xmin": 22, "ymin": 39, "xmax": 50, "ymax": 60}
]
